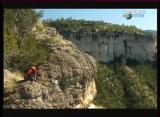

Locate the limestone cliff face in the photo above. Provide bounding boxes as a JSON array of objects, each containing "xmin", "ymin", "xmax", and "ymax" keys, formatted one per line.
[
  {"xmin": 58, "ymin": 30, "xmax": 157, "ymax": 63},
  {"xmin": 3, "ymin": 23, "xmax": 97, "ymax": 109}
]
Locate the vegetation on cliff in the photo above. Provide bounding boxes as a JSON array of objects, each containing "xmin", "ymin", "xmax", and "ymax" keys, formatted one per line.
[
  {"xmin": 43, "ymin": 18, "xmax": 145, "ymax": 35},
  {"xmin": 4, "ymin": 9, "xmax": 49, "ymax": 71},
  {"xmin": 94, "ymin": 63, "xmax": 157, "ymax": 108},
  {"xmin": 93, "ymin": 63, "xmax": 126, "ymax": 108}
]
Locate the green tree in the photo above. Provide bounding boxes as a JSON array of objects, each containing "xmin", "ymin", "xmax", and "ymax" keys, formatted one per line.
[{"xmin": 4, "ymin": 9, "xmax": 43, "ymax": 49}]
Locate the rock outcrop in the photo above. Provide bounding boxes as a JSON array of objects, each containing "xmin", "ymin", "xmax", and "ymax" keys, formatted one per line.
[
  {"xmin": 57, "ymin": 29, "xmax": 157, "ymax": 63},
  {"xmin": 3, "ymin": 22, "xmax": 97, "ymax": 109}
]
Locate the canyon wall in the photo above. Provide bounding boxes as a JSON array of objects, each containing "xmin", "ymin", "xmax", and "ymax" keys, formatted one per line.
[{"xmin": 58, "ymin": 30, "xmax": 156, "ymax": 63}]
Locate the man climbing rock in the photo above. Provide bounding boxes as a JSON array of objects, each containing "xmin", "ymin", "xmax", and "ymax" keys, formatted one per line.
[{"xmin": 24, "ymin": 66, "xmax": 39, "ymax": 82}]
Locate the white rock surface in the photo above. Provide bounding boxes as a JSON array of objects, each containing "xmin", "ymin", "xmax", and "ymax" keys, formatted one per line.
[{"xmin": 60, "ymin": 31, "xmax": 156, "ymax": 63}]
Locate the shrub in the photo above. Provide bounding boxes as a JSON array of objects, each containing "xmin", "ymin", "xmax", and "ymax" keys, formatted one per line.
[
  {"xmin": 134, "ymin": 64, "xmax": 157, "ymax": 93},
  {"xmin": 93, "ymin": 63, "xmax": 126, "ymax": 108},
  {"xmin": 94, "ymin": 63, "xmax": 157, "ymax": 109},
  {"xmin": 5, "ymin": 35, "xmax": 49, "ymax": 72},
  {"xmin": 117, "ymin": 65, "xmax": 157, "ymax": 108}
]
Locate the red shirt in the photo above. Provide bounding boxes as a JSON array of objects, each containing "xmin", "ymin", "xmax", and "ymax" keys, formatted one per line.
[{"xmin": 24, "ymin": 66, "xmax": 38, "ymax": 79}]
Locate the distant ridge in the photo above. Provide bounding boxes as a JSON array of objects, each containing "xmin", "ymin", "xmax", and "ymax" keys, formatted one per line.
[{"xmin": 144, "ymin": 30, "xmax": 157, "ymax": 33}]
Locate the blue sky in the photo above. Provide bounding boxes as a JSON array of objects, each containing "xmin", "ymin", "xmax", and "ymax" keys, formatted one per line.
[{"xmin": 38, "ymin": 9, "xmax": 157, "ymax": 30}]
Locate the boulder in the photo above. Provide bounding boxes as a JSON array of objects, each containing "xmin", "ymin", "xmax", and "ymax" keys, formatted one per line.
[{"xmin": 19, "ymin": 82, "xmax": 48, "ymax": 99}]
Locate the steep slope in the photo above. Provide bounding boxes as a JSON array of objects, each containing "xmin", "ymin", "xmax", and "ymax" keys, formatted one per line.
[
  {"xmin": 4, "ymin": 22, "xmax": 97, "ymax": 109},
  {"xmin": 118, "ymin": 65, "xmax": 157, "ymax": 108},
  {"xmin": 93, "ymin": 63, "xmax": 157, "ymax": 109}
]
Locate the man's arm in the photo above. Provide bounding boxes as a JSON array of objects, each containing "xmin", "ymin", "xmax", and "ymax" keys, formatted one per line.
[{"xmin": 34, "ymin": 72, "xmax": 37, "ymax": 81}]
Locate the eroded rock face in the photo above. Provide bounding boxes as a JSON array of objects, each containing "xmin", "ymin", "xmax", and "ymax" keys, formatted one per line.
[
  {"xmin": 4, "ymin": 69, "xmax": 17, "ymax": 96},
  {"xmin": 58, "ymin": 30, "xmax": 157, "ymax": 63},
  {"xmin": 19, "ymin": 82, "xmax": 48, "ymax": 99},
  {"xmin": 4, "ymin": 22, "xmax": 97, "ymax": 109}
]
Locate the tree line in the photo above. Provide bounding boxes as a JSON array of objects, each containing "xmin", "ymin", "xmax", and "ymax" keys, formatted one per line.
[
  {"xmin": 43, "ymin": 17, "xmax": 145, "ymax": 34},
  {"xmin": 4, "ymin": 9, "xmax": 43, "ymax": 52},
  {"xmin": 4, "ymin": 9, "xmax": 49, "ymax": 70}
]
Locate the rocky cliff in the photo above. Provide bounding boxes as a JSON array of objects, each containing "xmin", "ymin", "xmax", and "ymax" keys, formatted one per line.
[
  {"xmin": 57, "ymin": 30, "xmax": 157, "ymax": 63},
  {"xmin": 3, "ymin": 22, "xmax": 97, "ymax": 109}
]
